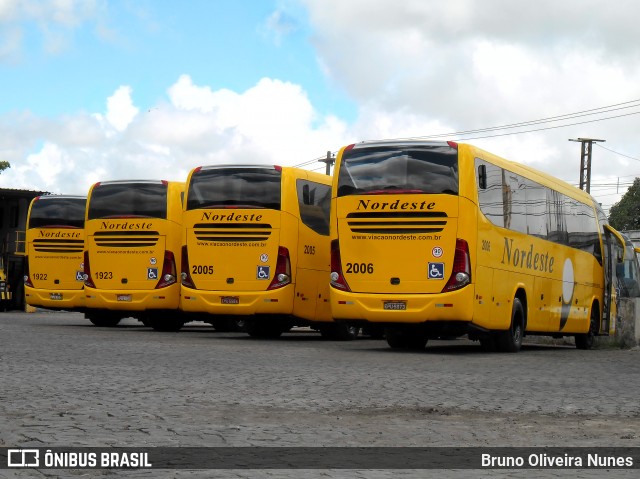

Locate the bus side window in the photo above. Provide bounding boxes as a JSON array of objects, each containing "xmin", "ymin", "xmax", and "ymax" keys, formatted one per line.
[{"xmin": 297, "ymin": 179, "xmax": 330, "ymax": 236}]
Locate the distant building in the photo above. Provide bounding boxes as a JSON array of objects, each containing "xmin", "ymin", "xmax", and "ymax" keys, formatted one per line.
[
  {"xmin": 622, "ymin": 230, "xmax": 640, "ymax": 248},
  {"xmin": 1, "ymin": 188, "xmax": 47, "ymax": 310}
]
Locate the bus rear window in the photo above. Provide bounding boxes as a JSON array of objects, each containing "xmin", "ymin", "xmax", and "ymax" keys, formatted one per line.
[
  {"xmin": 88, "ymin": 182, "xmax": 168, "ymax": 220},
  {"xmin": 186, "ymin": 167, "xmax": 281, "ymax": 211},
  {"xmin": 29, "ymin": 197, "xmax": 86, "ymax": 228},
  {"xmin": 337, "ymin": 144, "xmax": 458, "ymax": 197}
]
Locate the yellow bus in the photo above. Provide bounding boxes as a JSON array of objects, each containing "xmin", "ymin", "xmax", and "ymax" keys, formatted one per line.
[
  {"xmin": 83, "ymin": 180, "xmax": 185, "ymax": 330},
  {"xmin": 330, "ymin": 140, "xmax": 624, "ymax": 351},
  {"xmin": 24, "ymin": 195, "xmax": 86, "ymax": 311},
  {"xmin": 181, "ymin": 165, "xmax": 356, "ymax": 339}
]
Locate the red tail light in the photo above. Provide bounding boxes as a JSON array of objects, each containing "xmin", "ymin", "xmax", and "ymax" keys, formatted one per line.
[
  {"xmin": 267, "ymin": 246, "xmax": 291, "ymax": 290},
  {"xmin": 330, "ymin": 239, "xmax": 351, "ymax": 291},
  {"xmin": 180, "ymin": 245, "xmax": 196, "ymax": 289},
  {"xmin": 442, "ymin": 239, "xmax": 471, "ymax": 292},
  {"xmin": 155, "ymin": 250, "xmax": 177, "ymax": 289},
  {"xmin": 83, "ymin": 251, "xmax": 96, "ymax": 288},
  {"xmin": 24, "ymin": 258, "xmax": 33, "ymax": 288}
]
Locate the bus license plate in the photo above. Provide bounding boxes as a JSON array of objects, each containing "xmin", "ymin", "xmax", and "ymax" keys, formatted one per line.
[
  {"xmin": 49, "ymin": 293, "xmax": 63, "ymax": 301},
  {"xmin": 221, "ymin": 296, "xmax": 239, "ymax": 305},
  {"xmin": 384, "ymin": 301, "xmax": 406, "ymax": 311},
  {"xmin": 117, "ymin": 294, "xmax": 132, "ymax": 302}
]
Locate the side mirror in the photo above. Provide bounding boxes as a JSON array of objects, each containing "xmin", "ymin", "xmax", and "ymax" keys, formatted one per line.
[{"xmin": 478, "ymin": 164, "xmax": 487, "ymax": 190}]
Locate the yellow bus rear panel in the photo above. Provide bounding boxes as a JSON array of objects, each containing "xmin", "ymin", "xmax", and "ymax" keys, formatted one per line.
[{"xmin": 180, "ymin": 285, "xmax": 294, "ymax": 315}]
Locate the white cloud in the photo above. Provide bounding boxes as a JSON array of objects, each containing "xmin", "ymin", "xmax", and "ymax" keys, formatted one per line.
[
  {"xmin": 0, "ymin": 0, "xmax": 101, "ymax": 59},
  {"xmin": 300, "ymin": 0, "xmax": 640, "ymax": 211},
  {"xmin": 0, "ymin": 76, "xmax": 349, "ymax": 195},
  {"xmin": 104, "ymin": 86, "xmax": 139, "ymax": 132}
]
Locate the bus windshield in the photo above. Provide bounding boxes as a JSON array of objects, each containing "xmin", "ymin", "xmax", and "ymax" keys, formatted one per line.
[
  {"xmin": 28, "ymin": 197, "xmax": 85, "ymax": 228},
  {"xmin": 186, "ymin": 167, "xmax": 281, "ymax": 211},
  {"xmin": 88, "ymin": 182, "xmax": 168, "ymax": 220},
  {"xmin": 337, "ymin": 145, "xmax": 459, "ymax": 197}
]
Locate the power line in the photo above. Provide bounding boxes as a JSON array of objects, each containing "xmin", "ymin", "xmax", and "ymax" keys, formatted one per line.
[
  {"xmin": 595, "ymin": 143, "xmax": 640, "ymax": 162},
  {"xmin": 401, "ymin": 98, "xmax": 640, "ymax": 141}
]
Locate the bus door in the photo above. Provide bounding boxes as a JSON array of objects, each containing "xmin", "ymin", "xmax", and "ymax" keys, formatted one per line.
[{"xmin": 602, "ymin": 225, "xmax": 624, "ymax": 335}]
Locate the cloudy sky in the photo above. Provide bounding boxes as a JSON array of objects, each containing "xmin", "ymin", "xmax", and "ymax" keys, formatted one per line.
[{"xmin": 1, "ymin": 0, "xmax": 640, "ymax": 214}]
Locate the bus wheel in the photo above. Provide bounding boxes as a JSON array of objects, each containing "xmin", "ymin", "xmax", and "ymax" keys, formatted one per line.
[
  {"xmin": 496, "ymin": 298, "xmax": 524, "ymax": 353},
  {"xmin": 362, "ymin": 325, "xmax": 385, "ymax": 339},
  {"xmin": 149, "ymin": 318, "xmax": 184, "ymax": 332},
  {"xmin": 211, "ymin": 319, "xmax": 243, "ymax": 332},
  {"xmin": 385, "ymin": 328, "xmax": 427, "ymax": 350},
  {"xmin": 87, "ymin": 313, "xmax": 121, "ymax": 327},
  {"xmin": 244, "ymin": 320, "xmax": 284, "ymax": 339},
  {"xmin": 320, "ymin": 324, "xmax": 360, "ymax": 341},
  {"xmin": 479, "ymin": 336, "xmax": 497, "ymax": 352},
  {"xmin": 575, "ymin": 307, "xmax": 598, "ymax": 350}
]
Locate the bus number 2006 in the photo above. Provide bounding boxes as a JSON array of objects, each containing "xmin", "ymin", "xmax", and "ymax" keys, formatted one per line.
[{"xmin": 346, "ymin": 262, "xmax": 374, "ymax": 274}]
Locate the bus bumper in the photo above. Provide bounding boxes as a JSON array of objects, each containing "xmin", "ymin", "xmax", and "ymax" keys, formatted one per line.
[
  {"xmin": 330, "ymin": 286, "xmax": 474, "ymax": 323},
  {"xmin": 84, "ymin": 284, "xmax": 180, "ymax": 311},
  {"xmin": 180, "ymin": 285, "xmax": 294, "ymax": 315},
  {"xmin": 25, "ymin": 287, "xmax": 85, "ymax": 310}
]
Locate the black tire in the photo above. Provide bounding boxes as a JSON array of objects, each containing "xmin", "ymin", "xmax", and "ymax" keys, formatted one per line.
[
  {"xmin": 479, "ymin": 336, "xmax": 497, "ymax": 352},
  {"xmin": 149, "ymin": 318, "xmax": 184, "ymax": 332},
  {"xmin": 385, "ymin": 328, "xmax": 428, "ymax": 350},
  {"xmin": 243, "ymin": 320, "xmax": 284, "ymax": 338},
  {"xmin": 87, "ymin": 313, "xmax": 121, "ymax": 327},
  {"xmin": 496, "ymin": 298, "xmax": 524, "ymax": 353},
  {"xmin": 320, "ymin": 323, "xmax": 360, "ymax": 341},
  {"xmin": 575, "ymin": 306, "xmax": 598, "ymax": 350},
  {"xmin": 362, "ymin": 325, "xmax": 385, "ymax": 339},
  {"xmin": 210, "ymin": 318, "xmax": 243, "ymax": 332}
]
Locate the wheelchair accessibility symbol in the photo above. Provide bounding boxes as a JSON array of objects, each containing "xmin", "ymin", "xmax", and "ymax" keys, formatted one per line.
[
  {"xmin": 148, "ymin": 268, "xmax": 158, "ymax": 280},
  {"xmin": 257, "ymin": 266, "xmax": 270, "ymax": 280},
  {"xmin": 428, "ymin": 262, "xmax": 445, "ymax": 279}
]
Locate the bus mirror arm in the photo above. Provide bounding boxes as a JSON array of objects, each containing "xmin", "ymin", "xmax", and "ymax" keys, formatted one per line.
[
  {"xmin": 477, "ymin": 165, "xmax": 487, "ymax": 190},
  {"xmin": 604, "ymin": 224, "xmax": 626, "ymax": 263}
]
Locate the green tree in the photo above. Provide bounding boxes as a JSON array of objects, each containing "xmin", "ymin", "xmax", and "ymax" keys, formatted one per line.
[
  {"xmin": 608, "ymin": 177, "xmax": 640, "ymax": 230},
  {"xmin": 0, "ymin": 161, "xmax": 9, "ymax": 172}
]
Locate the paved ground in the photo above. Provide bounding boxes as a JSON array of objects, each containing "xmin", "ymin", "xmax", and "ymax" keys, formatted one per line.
[{"xmin": 1, "ymin": 311, "xmax": 639, "ymax": 478}]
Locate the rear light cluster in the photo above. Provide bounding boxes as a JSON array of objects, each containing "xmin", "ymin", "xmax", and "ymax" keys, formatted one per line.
[
  {"xmin": 442, "ymin": 239, "xmax": 471, "ymax": 292},
  {"xmin": 23, "ymin": 258, "xmax": 33, "ymax": 288},
  {"xmin": 267, "ymin": 246, "xmax": 291, "ymax": 290},
  {"xmin": 155, "ymin": 250, "xmax": 177, "ymax": 289},
  {"xmin": 83, "ymin": 251, "xmax": 95, "ymax": 288},
  {"xmin": 181, "ymin": 245, "xmax": 196, "ymax": 289},
  {"xmin": 330, "ymin": 240, "xmax": 351, "ymax": 291}
]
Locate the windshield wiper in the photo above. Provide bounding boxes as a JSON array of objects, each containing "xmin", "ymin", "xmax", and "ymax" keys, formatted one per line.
[{"xmin": 359, "ymin": 188, "xmax": 426, "ymax": 195}]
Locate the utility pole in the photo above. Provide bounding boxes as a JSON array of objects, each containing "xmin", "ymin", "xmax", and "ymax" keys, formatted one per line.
[
  {"xmin": 319, "ymin": 151, "xmax": 334, "ymax": 175},
  {"xmin": 569, "ymin": 138, "xmax": 605, "ymax": 193}
]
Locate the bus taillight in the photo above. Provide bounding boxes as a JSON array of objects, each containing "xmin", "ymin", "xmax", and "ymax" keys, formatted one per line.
[
  {"xmin": 23, "ymin": 258, "xmax": 34, "ymax": 288},
  {"xmin": 330, "ymin": 239, "xmax": 351, "ymax": 291},
  {"xmin": 267, "ymin": 246, "xmax": 291, "ymax": 290},
  {"xmin": 155, "ymin": 250, "xmax": 177, "ymax": 289},
  {"xmin": 180, "ymin": 245, "xmax": 196, "ymax": 289},
  {"xmin": 83, "ymin": 251, "xmax": 96, "ymax": 288},
  {"xmin": 442, "ymin": 239, "xmax": 471, "ymax": 292}
]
